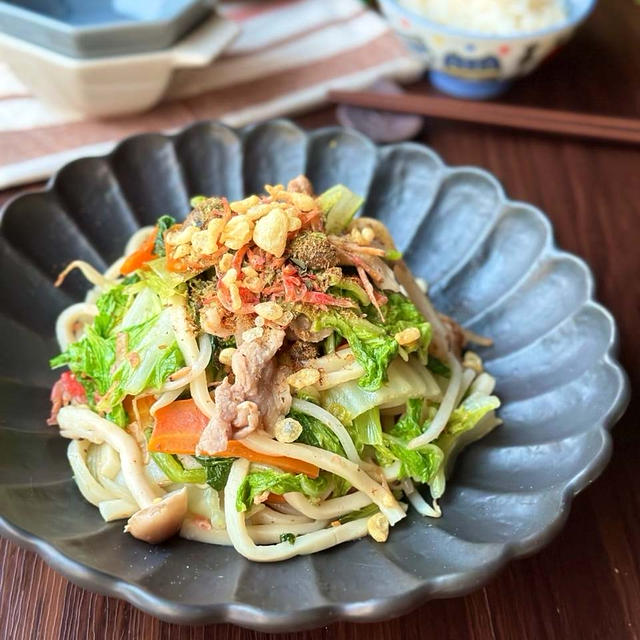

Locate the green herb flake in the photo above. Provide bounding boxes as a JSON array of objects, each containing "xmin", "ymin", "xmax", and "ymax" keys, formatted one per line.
[
  {"xmin": 338, "ymin": 503, "xmax": 379, "ymax": 524},
  {"xmin": 154, "ymin": 215, "xmax": 176, "ymax": 257},
  {"xmin": 280, "ymin": 533, "xmax": 297, "ymax": 545}
]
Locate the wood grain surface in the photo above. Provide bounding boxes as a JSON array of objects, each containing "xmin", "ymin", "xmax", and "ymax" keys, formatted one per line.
[{"xmin": 1, "ymin": 1, "xmax": 638, "ymax": 638}]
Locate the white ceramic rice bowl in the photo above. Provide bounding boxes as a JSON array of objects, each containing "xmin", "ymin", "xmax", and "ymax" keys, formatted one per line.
[{"xmin": 378, "ymin": 0, "xmax": 597, "ymax": 98}]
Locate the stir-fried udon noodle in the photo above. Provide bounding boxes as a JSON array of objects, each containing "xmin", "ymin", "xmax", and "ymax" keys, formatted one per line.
[{"xmin": 49, "ymin": 175, "xmax": 501, "ymax": 561}]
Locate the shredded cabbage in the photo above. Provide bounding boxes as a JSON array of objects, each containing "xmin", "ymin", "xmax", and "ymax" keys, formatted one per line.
[
  {"xmin": 50, "ymin": 285, "xmax": 184, "ymax": 425},
  {"xmin": 430, "ymin": 393, "xmax": 501, "ymax": 498},
  {"xmin": 317, "ymin": 184, "xmax": 364, "ymax": 234},
  {"xmin": 292, "ymin": 409, "xmax": 350, "ymax": 496},
  {"xmin": 377, "ymin": 399, "xmax": 444, "ymax": 485},
  {"xmin": 236, "ymin": 470, "xmax": 329, "ymax": 512},
  {"xmin": 310, "ymin": 293, "xmax": 431, "ymax": 391},
  {"xmin": 321, "ymin": 357, "xmax": 440, "ymax": 420}
]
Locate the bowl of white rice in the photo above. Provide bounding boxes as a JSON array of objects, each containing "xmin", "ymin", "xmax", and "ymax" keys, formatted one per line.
[{"xmin": 379, "ymin": 0, "xmax": 597, "ymax": 98}]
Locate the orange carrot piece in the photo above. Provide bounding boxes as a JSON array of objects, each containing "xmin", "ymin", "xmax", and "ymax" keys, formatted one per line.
[
  {"xmin": 148, "ymin": 399, "xmax": 209, "ymax": 454},
  {"xmin": 120, "ymin": 228, "xmax": 157, "ymax": 275},
  {"xmin": 148, "ymin": 399, "xmax": 320, "ymax": 478},
  {"xmin": 266, "ymin": 493, "xmax": 287, "ymax": 504},
  {"xmin": 216, "ymin": 441, "xmax": 319, "ymax": 478},
  {"xmin": 165, "ymin": 251, "xmax": 190, "ymax": 273}
]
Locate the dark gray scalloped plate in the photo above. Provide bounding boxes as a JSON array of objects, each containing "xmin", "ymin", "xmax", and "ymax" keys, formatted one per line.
[{"xmin": 0, "ymin": 120, "xmax": 629, "ymax": 632}]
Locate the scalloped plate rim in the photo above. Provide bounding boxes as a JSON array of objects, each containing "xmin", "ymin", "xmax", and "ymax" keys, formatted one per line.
[{"xmin": 0, "ymin": 118, "xmax": 631, "ymax": 631}]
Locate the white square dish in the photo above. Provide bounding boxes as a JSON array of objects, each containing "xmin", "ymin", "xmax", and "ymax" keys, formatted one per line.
[{"xmin": 0, "ymin": 12, "xmax": 238, "ymax": 117}]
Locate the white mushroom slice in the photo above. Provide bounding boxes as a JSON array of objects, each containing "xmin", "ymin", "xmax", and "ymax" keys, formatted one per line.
[{"xmin": 125, "ymin": 487, "xmax": 188, "ymax": 544}]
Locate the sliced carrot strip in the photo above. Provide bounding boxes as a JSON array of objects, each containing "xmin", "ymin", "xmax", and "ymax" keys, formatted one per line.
[
  {"xmin": 120, "ymin": 228, "xmax": 156, "ymax": 275},
  {"xmin": 214, "ymin": 440, "xmax": 319, "ymax": 478},
  {"xmin": 148, "ymin": 399, "xmax": 208, "ymax": 454},
  {"xmin": 165, "ymin": 251, "xmax": 190, "ymax": 273},
  {"xmin": 148, "ymin": 399, "xmax": 319, "ymax": 478}
]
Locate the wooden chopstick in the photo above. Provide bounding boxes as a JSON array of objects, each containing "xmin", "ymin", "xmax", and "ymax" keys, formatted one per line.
[{"xmin": 328, "ymin": 90, "xmax": 640, "ymax": 144}]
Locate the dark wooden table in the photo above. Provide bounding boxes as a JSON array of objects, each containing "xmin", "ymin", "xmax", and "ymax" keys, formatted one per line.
[{"xmin": 1, "ymin": 1, "xmax": 638, "ymax": 638}]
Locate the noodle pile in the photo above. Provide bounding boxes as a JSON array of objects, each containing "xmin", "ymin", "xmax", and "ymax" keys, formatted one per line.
[{"xmin": 48, "ymin": 176, "xmax": 501, "ymax": 561}]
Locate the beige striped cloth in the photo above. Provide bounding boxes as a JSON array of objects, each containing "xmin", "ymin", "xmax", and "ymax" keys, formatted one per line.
[{"xmin": 0, "ymin": 0, "xmax": 422, "ymax": 189}]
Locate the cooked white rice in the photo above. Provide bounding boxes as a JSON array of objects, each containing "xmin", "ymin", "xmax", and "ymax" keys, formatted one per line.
[{"xmin": 399, "ymin": 0, "xmax": 567, "ymax": 34}]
